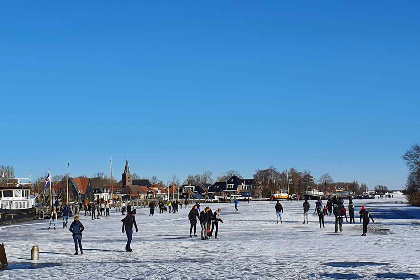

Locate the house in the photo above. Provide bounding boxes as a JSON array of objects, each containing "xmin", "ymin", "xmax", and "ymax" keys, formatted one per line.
[
  {"xmin": 70, "ymin": 177, "xmax": 93, "ymax": 202},
  {"xmin": 209, "ymin": 176, "xmax": 255, "ymax": 199},
  {"xmin": 121, "ymin": 159, "xmax": 153, "ymax": 200}
]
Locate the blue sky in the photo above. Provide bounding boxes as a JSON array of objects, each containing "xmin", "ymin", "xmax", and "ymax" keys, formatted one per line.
[{"xmin": 1, "ymin": 1, "xmax": 419, "ymax": 189}]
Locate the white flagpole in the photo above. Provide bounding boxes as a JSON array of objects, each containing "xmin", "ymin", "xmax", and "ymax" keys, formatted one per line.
[
  {"xmin": 49, "ymin": 169, "xmax": 52, "ymax": 209},
  {"xmin": 67, "ymin": 162, "xmax": 69, "ymax": 204}
]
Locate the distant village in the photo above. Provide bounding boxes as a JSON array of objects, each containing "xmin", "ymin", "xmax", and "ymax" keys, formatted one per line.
[{"xmin": 3, "ymin": 160, "xmax": 392, "ymax": 204}]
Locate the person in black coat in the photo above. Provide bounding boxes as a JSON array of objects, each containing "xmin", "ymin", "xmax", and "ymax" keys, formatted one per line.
[
  {"xmin": 206, "ymin": 208, "xmax": 213, "ymax": 238},
  {"xmin": 188, "ymin": 205, "xmax": 199, "ymax": 237},
  {"xmin": 275, "ymin": 201, "xmax": 284, "ymax": 224},
  {"xmin": 91, "ymin": 203, "xmax": 96, "ymax": 220},
  {"xmin": 315, "ymin": 199, "xmax": 325, "ymax": 228},
  {"xmin": 122, "ymin": 209, "xmax": 138, "ymax": 252},
  {"xmin": 333, "ymin": 202, "xmax": 345, "ymax": 233},
  {"xmin": 359, "ymin": 206, "xmax": 375, "ymax": 236},
  {"xmin": 348, "ymin": 198, "xmax": 355, "ymax": 224},
  {"xmin": 303, "ymin": 199, "xmax": 310, "ymax": 224},
  {"xmin": 149, "ymin": 202, "xmax": 155, "ymax": 216},
  {"xmin": 199, "ymin": 207, "xmax": 209, "ymax": 240},
  {"xmin": 69, "ymin": 216, "xmax": 84, "ymax": 255}
]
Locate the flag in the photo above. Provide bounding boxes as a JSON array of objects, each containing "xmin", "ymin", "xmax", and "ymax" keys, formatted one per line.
[{"xmin": 44, "ymin": 173, "xmax": 51, "ymax": 195}]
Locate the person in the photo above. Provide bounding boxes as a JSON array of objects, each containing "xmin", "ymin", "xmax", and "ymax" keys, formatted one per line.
[
  {"xmin": 96, "ymin": 202, "xmax": 101, "ymax": 219},
  {"xmin": 333, "ymin": 201, "xmax": 345, "ymax": 233},
  {"xmin": 323, "ymin": 206, "xmax": 328, "ymax": 216},
  {"xmin": 343, "ymin": 206, "xmax": 348, "ymax": 222},
  {"xmin": 275, "ymin": 201, "xmax": 283, "ymax": 224},
  {"xmin": 348, "ymin": 198, "xmax": 355, "ymax": 224},
  {"xmin": 91, "ymin": 202, "xmax": 96, "ymax": 220},
  {"xmin": 105, "ymin": 201, "xmax": 110, "ymax": 216},
  {"xmin": 69, "ymin": 215, "xmax": 84, "ymax": 255},
  {"xmin": 327, "ymin": 199, "xmax": 333, "ymax": 215},
  {"xmin": 62, "ymin": 204, "xmax": 71, "ymax": 228},
  {"xmin": 149, "ymin": 201, "xmax": 155, "ymax": 216},
  {"xmin": 121, "ymin": 202, "xmax": 126, "ymax": 215},
  {"xmin": 206, "ymin": 207, "xmax": 213, "ymax": 238},
  {"xmin": 359, "ymin": 206, "xmax": 375, "ymax": 236},
  {"xmin": 199, "ymin": 207, "xmax": 209, "ymax": 240},
  {"xmin": 234, "ymin": 199, "xmax": 238, "ymax": 211},
  {"xmin": 127, "ymin": 203, "xmax": 132, "ymax": 214},
  {"xmin": 159, "ymin": 201, "xmax": 164, "ymax": 213},
  {"xmin": 49, "ymin": 208, "xmax": 57, "ymax": 230},
  {"xmin": 84, "ymin": 202, "xmax": 89, "ymax": 216},
  {"xmin": 188, "ymin": 205, "xmax": 199, "ymax": 237},
  {"xmin": 168, "ymin": 201, "xmax": 172, "ymax": 213},
  {"xmin": 122, "ymin": 209, "xmax": 138, "ymax": 252},
  {"xmin": 100, "ymin": 201, "xmax": 105, "ymax": 216},
  {"xmin": 303, "ymin": 199, "xmax": 310, "ymax": 224},
  {"xmin": 211, "ymin": 208, "xmax": 223, "ymax": 239},
  {"xmin": 315, "ymin": 199, "xmax": 324, "ymax": 228}
]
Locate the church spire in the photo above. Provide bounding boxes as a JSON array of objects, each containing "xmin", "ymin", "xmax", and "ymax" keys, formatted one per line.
[{"xmin": 125, "ymin": 157, "xmax": 130, "ymax": 173}]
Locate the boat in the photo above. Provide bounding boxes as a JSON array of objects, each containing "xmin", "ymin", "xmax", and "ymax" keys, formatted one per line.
[
  {"xmin": 0, "ymin": 178, "xmax": 36, "ymax": 223},
  {"xmin": 271, "ymin": 190, "xmax": 289, "ymax": 200}
]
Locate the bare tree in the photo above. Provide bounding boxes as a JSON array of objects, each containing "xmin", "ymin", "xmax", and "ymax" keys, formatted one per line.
[
  {"xmin": 318, "ymin": 173, "xmax": 334, "ymax": 194},
  {"xmin": 217, "ymin": 170, "xmax": 242, "ymax": 181}
]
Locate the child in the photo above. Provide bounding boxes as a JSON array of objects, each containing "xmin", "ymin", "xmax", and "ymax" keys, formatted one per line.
[
  {"xmin": 49, "ymin": 209, "xmax": 57, "ymax": 230},
  {"xmin": 69, "ymin": 216, "xmax": 85, "ymax": 255}
]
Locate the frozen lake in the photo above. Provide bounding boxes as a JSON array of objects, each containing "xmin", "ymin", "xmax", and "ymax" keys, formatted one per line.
[{"xmin": 0, "ymin": 194, "xmax": 419, "ymax": 279}]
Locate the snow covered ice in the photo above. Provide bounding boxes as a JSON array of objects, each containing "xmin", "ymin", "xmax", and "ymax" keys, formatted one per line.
[{"xmin": 0, "ymin": 194, "xmax": 419, "ymax": 280}]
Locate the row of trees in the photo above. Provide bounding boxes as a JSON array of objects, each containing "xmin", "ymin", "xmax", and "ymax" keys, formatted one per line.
[{"xmin": 402, "ymin": 143, "xmax": 420, "ymax": 206}]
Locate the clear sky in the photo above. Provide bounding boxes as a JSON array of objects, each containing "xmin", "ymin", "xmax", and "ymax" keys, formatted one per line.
[{"xmin": 1, "ymin": 1, "xmax": 419, "ymax": 189}]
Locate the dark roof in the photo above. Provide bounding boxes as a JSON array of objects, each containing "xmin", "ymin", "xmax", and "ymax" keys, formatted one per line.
[
  {"xmin": 132, "ymin": 179, "xmax": 151, "ymax": 188},
  {"xmin": 243, "ymin": 179, "xmax": 255, "ymax": 185}
]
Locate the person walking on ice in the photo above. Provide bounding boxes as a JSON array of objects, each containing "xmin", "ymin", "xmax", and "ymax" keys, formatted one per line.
[
  {"xmin": 348, "ymin": 198, "xmax": 355, "ymax": 224},
  {"xmin": 359, "ymin": 206, "xmax": 375, "ymax": 236},
  {"xmin": 303, "ymin": 199, "xmax": 310, "ymax": 224},
  {"xmin": 333, "ymin": 199, "xmax": 345, "ymax": 233},
  {"xmin": 122, "ymin": 209, "xmax": 138, "ymax": 252},
  {"xmin": 49, "ymin": 208, "xmax": 57, "ymax": 230},
  {"xmin": 188, "ymin": 205, "xmax": 199, "ymax": 237},
  {"xmin": 69, "ymin": 215, "xmax": 84, "ymax": 255},
  {"xmin": 275, "ymin": 201, "xmax": 283, "ymax": 224},
  {"xmin": 211, "ymin": 208, "xmax": 223, "ymax": 239},
  {"xmin": 234, "ymin": 199, "xmax": 238, "ymax": 211}
]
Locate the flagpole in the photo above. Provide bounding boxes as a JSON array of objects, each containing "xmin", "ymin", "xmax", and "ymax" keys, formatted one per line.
[
  {"xmin": 66, "ymin": 162, "xmax": 69, "ymax": 204},
  {"xmin": 110, "ymin": 156, "xmax": 113, "ymax": 201},
  {"xmin": 49, "ymin": 169, "xmax": 52, "ymax": 209}
]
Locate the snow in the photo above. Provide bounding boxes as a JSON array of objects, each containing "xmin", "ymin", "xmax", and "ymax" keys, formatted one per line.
[{"xmin": 0, "ymin": 194, "xmax": 419, "ymax": 280}]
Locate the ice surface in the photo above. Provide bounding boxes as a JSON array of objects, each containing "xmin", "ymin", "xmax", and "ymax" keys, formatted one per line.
[{"xmin": 0, "ymin": 194, "xmax": 419, "ymax": 279}]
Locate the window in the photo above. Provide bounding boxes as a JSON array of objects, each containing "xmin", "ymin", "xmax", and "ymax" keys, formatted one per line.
[{"xmin": 227, "ymin": 184, "xmax": 234, "ymax": 189}]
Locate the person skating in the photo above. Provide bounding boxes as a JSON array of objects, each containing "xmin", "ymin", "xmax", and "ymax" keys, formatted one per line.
[
  {"xmin": 49, "ymin": 208, "xmax": 57, "ymax": 230},
  {"xmin": 69, "ymin": 215, "xmax": 84, "ymax": 255},
  {"xmin": 315, "ymin": 199, "xmax": 325, "ymax": 228},
  {"xmin": 100, "ymin": 202, "xmax": 105, "ymax": 216},
  {"xmin": 122, "ymin": 209, "xmax": 138, "ymax": 252},
  {"xmin": 149, "ymin": 201, "xmax": 155, "ymax": 216},
  {"xmin": 326, "ymin": 199, "xmax": 333, "ymax": 215},
  {"xmin": 333, "ymin": 201, "xmax": 345, "ymax": 233},
  {"xmin": 91, "ymin": 203, "xmax": 96, "ymax": 220},
  {"xmin": 105, "ymin": 201, "xmax": 110, "ymax": 216},
  {"xmin": 121, "ymin": 202, "xmax": 126, "ymax": 215},
  {"xmin": 206, "ymin": 207, "xmax": 213, "ymax": 238},
  {"xmin": 211, "ymin": 208, "xmax": 223, "ymax": 239},
  {"xmin": 168, "ymin": 201, "xmax": 172, "ymax": 213},
  {"xmin": 234, "ymin": 199, "xmax": 238, "ymax": 211},
  {"xmin": 359, "ymin": 206, "xmax": 375, "ymax": 236},
  {"xmin": 199, "ymin": 207, "xmax": 210, "ymax": 240},
  {"xmin": 303, "ymin": 199, "xmax": 310, "ymax": 224},
  {"xmin": 62, "ymin": 203, "xmax": 71, "ymax": 228},
  {"xmin": 275, "ymin": 201, "xmax": 283, "ymax": 224},
  {"xmin": 188, "ymin": 205, "xmax": 199, "ymax": 237},
  {"xmin": 348, "ymin": 198, "xmax": 355, "ymax": 224}
]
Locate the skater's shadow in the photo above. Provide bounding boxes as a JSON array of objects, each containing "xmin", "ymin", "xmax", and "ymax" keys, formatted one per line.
[{"xmin": 83, "ymin": 248, "xmax": 126, "ymax": 253}]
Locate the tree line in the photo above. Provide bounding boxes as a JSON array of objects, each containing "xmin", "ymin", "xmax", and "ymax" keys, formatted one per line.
[{"xmin": 402, "ymin": 143, "xmax": 420, "ymax": 206}]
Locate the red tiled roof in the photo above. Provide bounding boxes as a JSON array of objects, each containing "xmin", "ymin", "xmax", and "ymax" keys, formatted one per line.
[{"xmin": 73, "ymin": 178, "xmax": 90, "ymax": 195}]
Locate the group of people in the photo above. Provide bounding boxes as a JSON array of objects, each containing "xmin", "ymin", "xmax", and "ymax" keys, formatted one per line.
[
  {"xmin": 298, "ymin": 197, "xmax": 375, "ymax": 235},
  {"xmin": 188, "ymin": 203, "xmax": 223, "ymax": 239}
]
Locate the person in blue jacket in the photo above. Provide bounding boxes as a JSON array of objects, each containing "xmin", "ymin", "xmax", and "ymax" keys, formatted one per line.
[
  {"xmin": 62, "ymin": 204, "xmax": 71, "ymax": 228},
  {"xmin": 234, "ymin": 199, "xmax": 239, "ymax": 211},
  {"xmin": 69, "ymin": 215, "xmax": 84, "ymax": 255}
]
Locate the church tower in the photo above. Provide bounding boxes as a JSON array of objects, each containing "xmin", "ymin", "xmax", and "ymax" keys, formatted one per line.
[{"xmin": 122, "ymin": 158, "xmax": 132, "ymax": 189}]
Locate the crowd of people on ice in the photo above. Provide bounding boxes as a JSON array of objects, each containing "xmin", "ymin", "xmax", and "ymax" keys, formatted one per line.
[
  {"xmin": 48, "ymin": 197, "xmax": 375, "ymax": 255},
  {"xmin": 275, "ymin": 196, "xmax": 375, "ymax": 236}
]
